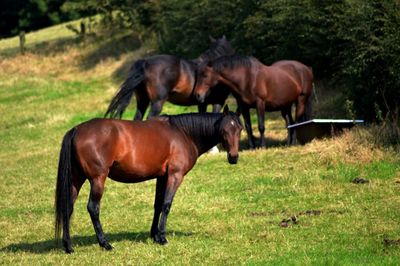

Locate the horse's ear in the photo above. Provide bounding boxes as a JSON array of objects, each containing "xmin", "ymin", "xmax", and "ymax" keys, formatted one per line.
[
  {"xmin": 209, "ymin": 35, "xmax": 216, "ymax": 43},
  {"xmin": 235, "ymin": 106, "xmax": 241, "ymax": 116},
  {"xmin": 223, "ymin": 105, "xmax": 230, "ymax": 115}
]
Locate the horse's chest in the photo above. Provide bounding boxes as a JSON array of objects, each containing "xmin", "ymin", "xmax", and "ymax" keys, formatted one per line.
[
  {"xmin": 169, "ymin": 78, "xmax": 195, "ymax": 104},
  {"xmin": 168, "ymin": 91, "xmax": 196, "ymax": 105}
]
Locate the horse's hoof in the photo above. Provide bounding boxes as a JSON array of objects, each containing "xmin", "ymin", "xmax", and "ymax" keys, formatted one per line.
[
  {"xmin": 64, "ymin": 247, "xmax": 74, "ymax": 254},
  {"xmin": 101, "ymin": 242, "xmax": 113, "ymax": 250},
  {"xmin": 153, "ymin": 235, "xmax": 168, "ymax": 245}
]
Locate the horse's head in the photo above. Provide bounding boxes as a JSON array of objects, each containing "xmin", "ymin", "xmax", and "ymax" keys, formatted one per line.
[
  {"xmin": 208, "ymin": 35, "xmax": 235, "ymax": 56},
  {"xmin": 194, "ymin": 64, "xmax": 220, "ymax": 103},
  {"xmin": 218, "ymin": 106, "xmax": 242, "ymax": 164}
]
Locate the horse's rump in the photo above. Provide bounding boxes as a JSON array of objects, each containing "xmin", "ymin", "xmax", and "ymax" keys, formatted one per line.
[{"xmin": 271, "ymin": 60, "xmax": 313, "ymax": 96}]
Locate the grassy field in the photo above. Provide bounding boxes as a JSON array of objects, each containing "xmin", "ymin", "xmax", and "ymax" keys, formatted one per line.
[{"xmin": 1, "ymin": 23, "xmax": 400, "ymax": 265}]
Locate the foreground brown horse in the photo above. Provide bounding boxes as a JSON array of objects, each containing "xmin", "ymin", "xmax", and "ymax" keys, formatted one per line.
[
  {"xmin": 105, "ymin": 36, "xmax": 234, "ymax": 120},
  {"xmin": 55, "ymin": 107, "xmax": 242, "ymax": 253},
  {"xmin": 194, "ymin": 55, "xmax": 313, "ymax": 148}
]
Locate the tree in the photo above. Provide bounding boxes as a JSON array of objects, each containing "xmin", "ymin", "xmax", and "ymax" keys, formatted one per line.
[{"xmin": 0, "ymin": 0, "xmax": 81, "ymax": 38}]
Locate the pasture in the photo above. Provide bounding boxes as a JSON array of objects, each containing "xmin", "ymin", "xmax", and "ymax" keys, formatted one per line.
[{"xmin": 0, "ymin": 23, "xmax": 400, "ymax": 265}]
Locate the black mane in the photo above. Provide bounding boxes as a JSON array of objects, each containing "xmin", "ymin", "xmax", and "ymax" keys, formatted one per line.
[
  {"xmin": 209, "ymin": 55, "xmax": 259, "ymax": 72},
  {"xmin": 167, "ymin": 112, "xmax": 224, "ymax": 153}
]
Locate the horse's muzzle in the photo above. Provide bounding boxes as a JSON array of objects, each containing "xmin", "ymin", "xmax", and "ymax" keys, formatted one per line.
[{"xmin": 228, "ymin": 153, "xmax": 238, "ymax": 164}]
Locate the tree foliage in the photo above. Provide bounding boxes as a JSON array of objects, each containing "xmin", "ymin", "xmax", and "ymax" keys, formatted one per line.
[
  {"xmin": 0, "ymin": 0, "xmax": 83, "ymax": 38},
  {"xmin": 2, "ymin": 0, "xmax": 399, "ymax": 126}
]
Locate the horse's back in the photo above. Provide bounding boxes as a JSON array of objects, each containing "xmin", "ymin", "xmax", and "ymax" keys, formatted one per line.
[
  {"xmin": 271, "ymin": 60, "xmax": 313, "ymax": 94},
  {"xmin": 143, "ymin": 55, "xmax": 196, "ymax": 105},
  {"xmin": 144, "ymin": 55, "xmax": 181, "ymax": 83}
]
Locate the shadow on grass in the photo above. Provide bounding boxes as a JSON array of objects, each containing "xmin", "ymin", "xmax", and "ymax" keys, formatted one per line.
[
  {"xmin": 79, "ymin": 33, "xmax": 143, "ymax": 72},
  {"xmin": 0, "ymin": 230, "xmax": 193, "ymax": 254},
  {"xmin": 239, "ymin": 136, "xmax": 287, "ymax": 151},
  {"xmin": 0, "ymin": 36, "xmax": 81, "ymax": 58},
  {"xmin": 110, "ymin": 45, "xmax": 156, "ymax": 84}
]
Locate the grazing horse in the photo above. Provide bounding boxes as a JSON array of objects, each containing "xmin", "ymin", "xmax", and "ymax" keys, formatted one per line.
[
  {"xmin": 55, "ymin": 107, "xmax": 242, "ymax": 253},
  {"xmin": 105, "ymin": 36, "xmax": 234, "ymax": 120},
  {"xmin": 194, "ymin": 55, "xmax": 313, "ymax": 148}
]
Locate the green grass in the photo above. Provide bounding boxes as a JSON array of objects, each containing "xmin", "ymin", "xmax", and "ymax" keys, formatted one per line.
[
  {"xmin": 1, "ymin": 22, "xmax": 400, "ymax": 265},
  {"xmin": 0, "ymin": 19, "xmax": 89, "ymax": 57}
]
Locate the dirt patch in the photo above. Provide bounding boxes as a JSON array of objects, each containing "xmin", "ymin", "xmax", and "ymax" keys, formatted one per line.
[
  {"xmin": 280, "ymin": 216, "xmax": 298, "ymax": 228},
  {"xmin": 279, "ymin": 210, "xmax": 322, "ymax": 228}
]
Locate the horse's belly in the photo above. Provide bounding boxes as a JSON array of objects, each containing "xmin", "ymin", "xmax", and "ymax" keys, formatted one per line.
[
  {"xmin": 264, "ymin": 93, "xmax": 297, "ymax": 111},
  {"xmin": 108, "ymin": 139, "xmax": 169, "ymax": 183},
  {"xmin": 108, "ymin": 161, "xmax": 167, "ymax": 183}
]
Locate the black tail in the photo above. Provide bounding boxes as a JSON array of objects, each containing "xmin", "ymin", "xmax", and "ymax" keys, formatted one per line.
[
  {"xmin": 55, "ymin": 128, "xmax": 76, "ymax": 241},
  {"xmin": 105, "ymin": 59, "xmax": 146, "ymax": 118}
]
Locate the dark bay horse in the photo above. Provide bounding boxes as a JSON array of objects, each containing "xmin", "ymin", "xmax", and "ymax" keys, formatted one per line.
[
  {"xmin": 105, "ymin": 36, "xmax": 234, "ymax": 120},
  {"xmin": 194, "ymin": 55, "xmax": 313, "ymax": 148},
  {"xmin": 55, "ymin": 107, "xmax": 242, "ymax": 253}
]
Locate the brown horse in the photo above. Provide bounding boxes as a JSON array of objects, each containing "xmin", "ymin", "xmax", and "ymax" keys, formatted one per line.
[
  {"xmin": 55, "ymin": 107, "xmax": 242, "ymax": 253},
  {"xmin": 105, "ymin": 36, "xmax": 234, "ymax": 120},
  {"xmin": 194, "ymin": 55, "xmax": 313, "ymax": 148}
]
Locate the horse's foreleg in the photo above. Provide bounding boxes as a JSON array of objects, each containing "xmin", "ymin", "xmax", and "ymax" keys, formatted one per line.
[
  {"xmin": 148, "ymin": 99, "xmax": 165, "ymax": 119},
  {"xmin": 150, "ymin": 176, "xmax": 167, "ymax": 239},
  {"xmin": 154, "ymin": 171, "xmax": 183, "ymax": 245},
  {"xmin": 212, "ymin": 103, "xmax": 222, "ymax": 113},
  {"xmin": 198, "ymin": 103, "xmax": 207, "ymax": 113},
  {"xmin": 256, "ymin": 102, "xmax": 266, "ymax": 148},
  {"xmin": 241, "ymin": 105, "xmax": 256, "ymax": 149},
  {"xmin": 87, "ymin": 175, "xmax": 112, "ymax": 250}
]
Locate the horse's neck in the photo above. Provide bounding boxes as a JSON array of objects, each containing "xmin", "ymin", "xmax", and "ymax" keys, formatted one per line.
[
  {"xmin": 178, "ymin": 120, "xmax": 221, "ymax": 156},
  {"xmin": 218, "ymin": 69, "xmax": 254, "ymax": 100},
  {"xmin": 168, "ymin": 114, "xmax": 222, "ymax": 156},
  {"xmin": 195, "ymin": 135, "xmax": 220, "ymax": 156},
  {"xmin": 189, "ymin": 127, "xmax": 220, "ymax": 156}
]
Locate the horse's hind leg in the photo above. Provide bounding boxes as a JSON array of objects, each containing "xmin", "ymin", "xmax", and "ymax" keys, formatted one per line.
[
  {"xmin": 295, "ymin": 95, "xmax": 307, "ymax": 123},
  {"xmin": 241, "ymin": 105, "xmax": 256, "ymax": 149},
  {"xmin": 256, "ymin": 101, "xmax": 266, "ymax": 148},
  {"xmin": 63, "ymin": 171, "xmax": 85, "ymax": 253},
  {"xmin": 150, "ymin": 176, "xmax": 167, "ymax": 239},
  {"xmin": 87, "ymin": 174, "xmax": 112, "ymax": 250},
  {"xmin": 281, "ymin": 107, "xmax": 295, "ymax": 145}
]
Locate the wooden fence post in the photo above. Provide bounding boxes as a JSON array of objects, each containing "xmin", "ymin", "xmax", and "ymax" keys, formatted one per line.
[{"xmin": 19, "ymin": 31, "xmax": 26, "ymax": 54}]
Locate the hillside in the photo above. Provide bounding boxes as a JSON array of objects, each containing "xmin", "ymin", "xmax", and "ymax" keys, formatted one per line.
[{"xmin": 0, "ymin": 23, "xmax": 399, "ymax": 264}]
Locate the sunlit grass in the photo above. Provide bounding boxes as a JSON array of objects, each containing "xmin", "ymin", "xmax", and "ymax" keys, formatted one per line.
[
  {"xmin": 0, "ymin": 20, "xmax": 400, "ymax": 265},
  {"xmin": 0, "ymin": 19, "xmax": 89, "ymax": 56}
]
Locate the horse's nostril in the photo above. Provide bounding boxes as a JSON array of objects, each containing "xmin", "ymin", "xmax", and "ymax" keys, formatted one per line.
[{"xmin": 228, "ymin": 154, "xmax": 238, "ymax": 164}]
